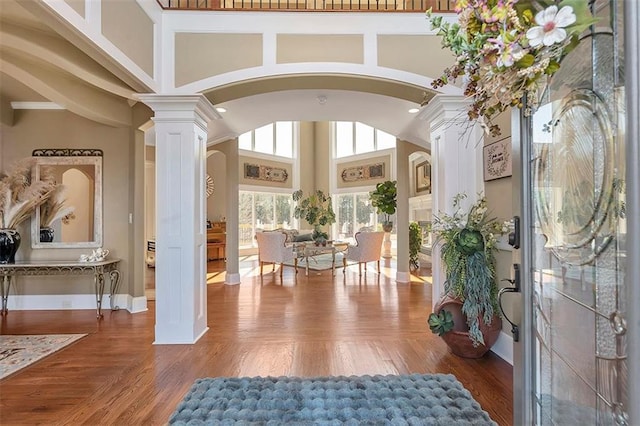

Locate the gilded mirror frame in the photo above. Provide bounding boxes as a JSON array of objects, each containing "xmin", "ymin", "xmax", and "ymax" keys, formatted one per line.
[{"xmin": 30, "ymin": 149, "xmax": 103, "ymax": 249}]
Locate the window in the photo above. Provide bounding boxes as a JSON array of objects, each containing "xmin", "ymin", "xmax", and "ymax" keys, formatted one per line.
[
  {"xmin": 238, "ymin": 121, "xmax": 294, "ymax": 158},
  {"xmin": 335, "ymin": 193, "xmax": 377, "ymax": 239},
  {"xmin": 334, "ymin": 122, "xmax": 396, "ymax": 158},
  {"xmin": 238, "ymin": 191, "xmax": 294, "ymax": 248}
]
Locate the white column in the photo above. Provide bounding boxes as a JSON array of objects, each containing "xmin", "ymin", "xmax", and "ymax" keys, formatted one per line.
[
  {"xmin": 418, "ymin": 96, "xmax": 484, "ymax": 306},
  {"xmin": 137, "ymin": 94, "xmax": 220, "ymax": 344}
]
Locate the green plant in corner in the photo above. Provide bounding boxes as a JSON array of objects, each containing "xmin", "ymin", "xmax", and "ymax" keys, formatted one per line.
[
  {"xmin": 428, "ymin": 309, "xmax": 454, "ymax": 336},
  {"xmin": 369, "ymin": 180, "xmax": 397, "ymax": 232},
  {"xmin": 430, "ymin": 193, "xmax": 511, "ymax": 346},
  {"xmin": 409, "ymin": 221, "xmax": 422, "ymax": 270},
  {"xmin": 292, "ymin": 189, "xmax": 336, "ymax": 242}
]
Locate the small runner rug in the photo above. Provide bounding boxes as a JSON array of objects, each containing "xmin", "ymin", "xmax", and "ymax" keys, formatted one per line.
[
  {"xmin": 0, "ymin": 334, "xmax": 86, "ymax": 380},
  {"xmin": 169, "ymin": 373, "xmax": 497, "ymax": 425}
]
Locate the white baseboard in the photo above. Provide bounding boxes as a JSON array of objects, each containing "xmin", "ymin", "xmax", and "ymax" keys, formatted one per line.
[
  {"xmin": 396, "ymin": 271, "xmax": 411, "ymax": 283},
  {"xmin": 490, "ymin": 331, "xmax": 513, "ymax": 365},
  {"xmin": 225, "ymin": 273, "xmax": 241, "ymax": 285},
  {"xmin": 129, "ymin": 296, "xmax": 148, "ymax": 313},
  {"xmin": 5, "ymin": 294, "xmax": 143, "ymax": 314}
]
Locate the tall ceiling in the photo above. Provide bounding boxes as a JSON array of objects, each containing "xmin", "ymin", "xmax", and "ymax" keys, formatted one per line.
[{"xmin": 0, "ymin": 1, "xmax": 434, "ymax": 146}]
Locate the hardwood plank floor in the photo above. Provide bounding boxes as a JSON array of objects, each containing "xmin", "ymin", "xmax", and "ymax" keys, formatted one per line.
[{"xmin": 0, "ymin": 257, "xmax": 513, "ymax": 425}]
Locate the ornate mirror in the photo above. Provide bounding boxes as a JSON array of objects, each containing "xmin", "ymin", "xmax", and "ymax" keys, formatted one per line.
[{"xmin": 31, "ymin": 149, "xmax": 103, "ymax": 249}]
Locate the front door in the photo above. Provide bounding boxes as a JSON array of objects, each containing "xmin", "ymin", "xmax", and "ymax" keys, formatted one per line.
[{"xmin": 513, "ymin": 0, "xmax": 636, "ymax": 424}]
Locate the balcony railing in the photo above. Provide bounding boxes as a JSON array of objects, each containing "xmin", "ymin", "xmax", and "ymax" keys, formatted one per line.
[{"xmin": 157, "ymin": 0, "xmax": 455, "ymax": 12}]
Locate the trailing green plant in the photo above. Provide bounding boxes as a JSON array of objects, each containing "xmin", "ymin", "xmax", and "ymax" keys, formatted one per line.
[
  {"xmin": 431, "ymin": 193, "xmax": 512, "ymax": 346},
  {"xmin": 292, "ymin": 189, "xmax": 336, "ymax": 240},
  {"xmin": 409, "ymin": 221, "xmax": 422, "ymax": 270},
  {"xmin": 369, "ymin": 180, "xmax": 397, "ymax": 228},
  {"xmin": 428, "ymin": 309, "xmax": 454, "ymax": 336}
]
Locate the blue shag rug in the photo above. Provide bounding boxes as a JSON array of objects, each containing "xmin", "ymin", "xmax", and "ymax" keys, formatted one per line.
[{"xmin": 169, "ymin": 373, "xmax": 497, "ymax": 425}]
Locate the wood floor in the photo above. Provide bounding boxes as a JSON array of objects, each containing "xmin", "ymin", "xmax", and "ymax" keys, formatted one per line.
[{"xmin": 0, "ymin": 257, "xmax": 513, "ymax": 425}]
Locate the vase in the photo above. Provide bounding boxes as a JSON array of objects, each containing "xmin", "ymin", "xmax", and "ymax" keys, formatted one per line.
[
  {"xmin": 0, "ymin": 229, "xmax": 21, "ymax": 264},
  {"xmin": 433, "ymin": 294, "xmax": 502, "ymax": 359},
  {"xmin": 40, "ymin": 227, "xmax": 54, "ymax": 243}
]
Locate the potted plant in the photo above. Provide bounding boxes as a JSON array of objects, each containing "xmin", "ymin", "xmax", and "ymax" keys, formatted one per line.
[
  {"xmin": 409, "ymin": 221, "xmax": 422, "ymax": 271},
  {"xmin": 0, "ymin": 158, "xmax": 55, "ymax": 263},
  {"xmin": 292, "ymin": 189, "xmax": 336, "ymax": 245},
  {"xmin": 427, "ymin": 193, "xmax": 511, "ymax": 358},
  {"xmin": 369, "ymin": 180, "xmax": 397, "ymax": 232}
]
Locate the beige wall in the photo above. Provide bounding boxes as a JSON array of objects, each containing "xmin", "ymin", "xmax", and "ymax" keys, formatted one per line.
[
  {"xmin": 102, "ymin": 0, "xmax": 154, "ymax": 77},
  {"xmin": 314, "ymin": 121, "xmax": 331, "ymax": 193},
  {"xmin": 298, "ymin": 122, "xmax": 315, "ymax": 194},
  {"xmin": 1, "ymin": 109, "xmax": 136, "ymax": 296},
  {"xmin": 207, "ymin": 151, "xmax": 227, "ymax": 222},
  {"xmin": 175, "ymin": 33, "xmax": 263, "ymax": 87},
  {"xmin": 277, "ymin": 35, "xmax": 364, "ymax": 64},
  {"xmin": 482, "ymin": 109, "xmax": 514, "ymax": 337},
  {"xmin": 64, "ymin": 0, "xmax": 85, "ymax": 17},
  {"xmin": 377, "ymin": 35, "xmax": 456, "ymax": 79}
]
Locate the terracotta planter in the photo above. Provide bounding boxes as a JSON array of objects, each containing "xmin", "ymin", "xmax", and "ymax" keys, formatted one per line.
[{"xmin": 433, "ymin": 294, "xmax": 502, "ymax": 359}]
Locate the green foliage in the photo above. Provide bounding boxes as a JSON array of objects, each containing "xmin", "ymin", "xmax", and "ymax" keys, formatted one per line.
[
  {"xmin": 431, "ymin": 193, "xmax": 509, "ymax": 347},
  {"xmin": 292, "ymin": 189, "xmax": 336, "ymax": 240},
  {"xmin": 369, "ymin": 181, "xmax": 397, "ymax": 225},
  {"xmin": 428, "ymin": 310, "xmax": 454, "ymax": 336},
  {"xmin": 409, "ymin": 221, "xmax": 422, "ymax": 270}
]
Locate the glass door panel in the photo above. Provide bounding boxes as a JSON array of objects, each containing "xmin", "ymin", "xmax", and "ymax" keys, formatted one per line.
[{"xmin": 526, "ymin": 1, "xmax": 628, "ymax": 424}]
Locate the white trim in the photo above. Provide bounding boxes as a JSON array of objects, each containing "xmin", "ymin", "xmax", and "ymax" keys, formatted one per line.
[
  {"xmin": 129, "ymin": 296, "xmax": 149, "ymax": 313},
  {"xmin": 10, "ymin": 102, "xmax": 64, "ymax": 110},
  {"xmin": 490, "ymin": 331, "xmax": 514, "ymax": 365},
  {"xmin": 396, "ymin": 271, "xmax": 411, "ymax": 283},
  {"xmin": 5, "ymin": 293, "xmax": 141, "ymax": 314},
  {"xmin": 225, "ymin": 273, "xmax": 241, "ymax": 285}
]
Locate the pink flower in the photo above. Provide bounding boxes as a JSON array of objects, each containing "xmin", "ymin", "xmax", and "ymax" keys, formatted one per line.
[
  {"xmin": 488, "ymin": 34, "xmax": 525, "ymax": 67},
  {"xmin": 526, "ymin": 5, "xmax": 577, "ymax": 47}
]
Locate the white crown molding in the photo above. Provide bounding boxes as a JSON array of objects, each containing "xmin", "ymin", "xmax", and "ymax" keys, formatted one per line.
[{"xmin": 10, "ymin": 102, "xmax": 64, "ymax": 110}]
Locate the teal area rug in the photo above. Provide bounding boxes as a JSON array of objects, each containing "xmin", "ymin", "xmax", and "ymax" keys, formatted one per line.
[
  {"xmin": 169, "ymin": 374, "xmax": 497, "ymax": 425},
  {"xmin": 0, "ymin": 334, "xmax": 86, "ymax": 380}
]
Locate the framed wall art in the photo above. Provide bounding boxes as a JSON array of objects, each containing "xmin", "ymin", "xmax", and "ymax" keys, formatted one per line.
[
  {"xmin": 415, "ymin": 160, "xmax": 431, "ymax": 193},
  {"xmin": 483, "ymin": 138, "xmax": 512, "ymax": 181}
]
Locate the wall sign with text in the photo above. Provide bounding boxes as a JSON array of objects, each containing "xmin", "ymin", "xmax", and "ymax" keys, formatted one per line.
[{"xmin": 483, "ymin": 138, "xmax": 512, "ymax": 181}]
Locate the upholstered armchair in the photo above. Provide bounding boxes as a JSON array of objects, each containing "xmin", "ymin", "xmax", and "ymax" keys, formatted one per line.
[
  {"xmin": 255, "ymin": 231, "xmax": 299, "ymax": 278},
  {"xmin": 343, "ymin": 231, "xmax": 385, "ymax": 275}
]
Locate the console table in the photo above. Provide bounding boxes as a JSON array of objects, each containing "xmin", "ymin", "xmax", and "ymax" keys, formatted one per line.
[{"xmin": 0, "ymin": 259, "xmax": 121, "ymax": 319}]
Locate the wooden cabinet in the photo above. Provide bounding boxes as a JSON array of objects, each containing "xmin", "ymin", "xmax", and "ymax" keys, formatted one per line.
[{"xmin": 207, "ymin": 222, "xmax": 226, "ymax": 261}]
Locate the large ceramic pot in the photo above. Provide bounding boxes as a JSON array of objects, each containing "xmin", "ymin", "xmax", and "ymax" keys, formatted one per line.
[
  {"xmin": 0, "ymin": 229, "xmax": 21, "ymax": 264},
  {"xmin": 433, "ymin": 294, "xmax": 502, "ymax": 359}
]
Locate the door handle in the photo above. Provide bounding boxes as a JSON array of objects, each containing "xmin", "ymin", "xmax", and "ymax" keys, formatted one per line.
[
  {"xmin": 499, "ymin": 263, "xmax": 520, "ymax": 342},
  {"xmin": 508, "ymin": 216, "xmax": 520, "ymax": 249}
]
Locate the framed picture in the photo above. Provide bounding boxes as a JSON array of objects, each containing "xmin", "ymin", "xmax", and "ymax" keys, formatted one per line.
[
  {"xmin": 483, "ymin": 138, "xmax": 512, "ymax": 181},
  {"xmin": 415, "ymin": 160, "xmax": 431, "ymax": 193}
]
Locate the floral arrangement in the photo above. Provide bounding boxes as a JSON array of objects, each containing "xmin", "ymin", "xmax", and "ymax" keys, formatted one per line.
[
  {"xmin": 428, "ymin": 0, "xmax": 597, "ymax": 137},
  {"xmin": 0, "ymin": 159, "xmax": 55, "ymax": 229},
  {"xmin": 429, "ymin": 193, "xmax": 511, "ymax": 346}
]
